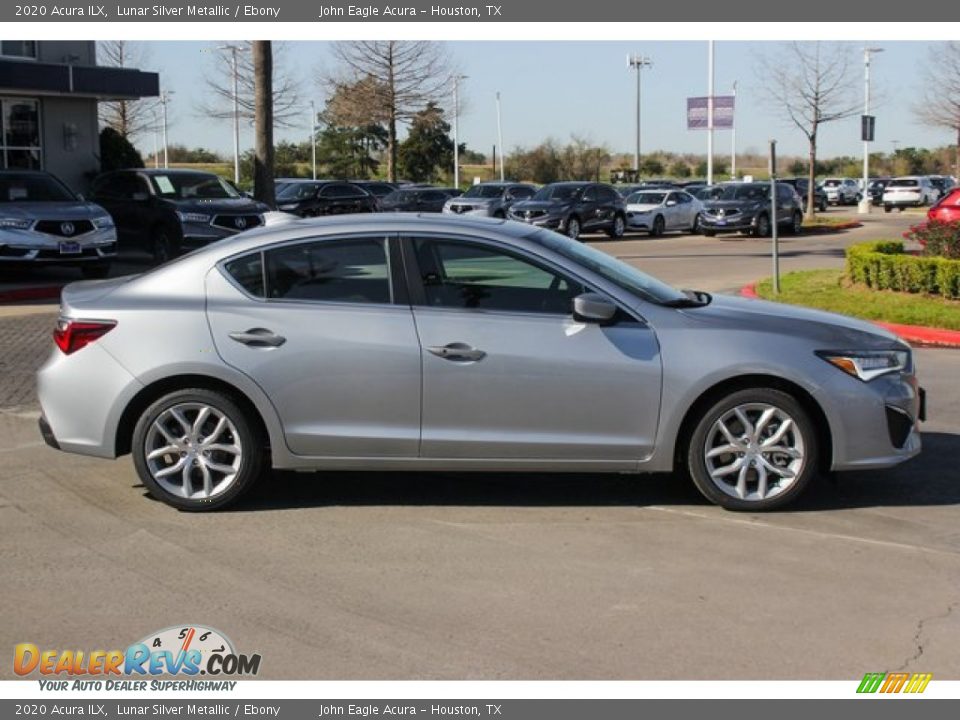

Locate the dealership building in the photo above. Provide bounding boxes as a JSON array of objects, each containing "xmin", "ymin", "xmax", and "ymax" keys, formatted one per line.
[{"xmin": 0, "ymin": 40, "xmax": 159, "ymax": 192}]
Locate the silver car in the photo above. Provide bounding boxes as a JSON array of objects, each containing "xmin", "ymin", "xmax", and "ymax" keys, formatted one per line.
[
  {"xmin": 36, "ymin": 215, "xmax": 923, "ymax": 512},
  {"xmin": 1, "ymin": 170, "xmax": 117, "ymax": 278},
  {"xmin": 624, "ymin": 189, "xmax": 703, "ymax": 236},
  {"xmin": 443, "ymin": 182, "xmax": 537, "ymax": 218}
]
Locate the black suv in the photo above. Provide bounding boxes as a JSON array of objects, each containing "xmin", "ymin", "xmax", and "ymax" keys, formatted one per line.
[
  {"xmin": 90, "ymin": 169, "xmax": 270, "ymax": 262},
  {"xmin": 867, "ymin": 177, "xmax": 892, "ymax": 206},
  {"xmin": 780, "ymin": 177, "xmax": 827, "ymax": 213},
  {"xmin": 699, "ymin": 182, "xmax": 804, "ymax": 237},
  {"xmin": 379, "ymin": 187, "xmax": 459, "ymax": 213},
  {"xmin": 508, "ymin": 182, "xmax": 626, "ymax": 240},
  {"xmin": 276, "ymin": 180, "xmax": 378, "ymax": 217}
]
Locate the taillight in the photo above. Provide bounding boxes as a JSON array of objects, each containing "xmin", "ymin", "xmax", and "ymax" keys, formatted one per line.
[{"xmin": 53, "ymin": 318, "xmax": 116, "ymax": 355}]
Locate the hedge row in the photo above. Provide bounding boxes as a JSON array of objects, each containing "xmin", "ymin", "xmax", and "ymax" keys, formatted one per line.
[{"xmin": 846, "ymin": 241, "xmax": 960, "ymax": 300}]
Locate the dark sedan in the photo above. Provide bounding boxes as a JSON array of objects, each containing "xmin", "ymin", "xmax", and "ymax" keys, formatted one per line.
[
  {"xmin": 276, "ymin": 181, "xmax": 377, "ymax": 217},
  {"xmin": 508, "ymin": 182, "xmax": 626, "ymax": 240},
  {"xmin": 380, "ymin": 187, "xmax": 458, "ymax": 213},
  {"xmin": 699, "ymin": 182, "xmax": 804, "ymax": 237},
  {"xmin": 90, "ymin": 169, "xmax": 270, "ymax": 263}
]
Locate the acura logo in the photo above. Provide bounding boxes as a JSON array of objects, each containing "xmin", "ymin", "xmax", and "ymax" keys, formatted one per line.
[
  {"xmin": 524, "ymin": 210, "xmax": 533, "ymax": 219},
  {"xmin": 60, "ymin": 222, "xmax": 75, "ymax": 236},
  {"xmin": 234, "ymin": 217, "xmax": 247, "ymax": 229}
]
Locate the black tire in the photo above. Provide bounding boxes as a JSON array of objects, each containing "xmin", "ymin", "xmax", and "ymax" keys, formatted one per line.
[
  {"xmin": 132, "ymin": 388, "xmax": 265, "ymax": 511},
  {"xmin": 150, "ymin": 226, "xmax": 178, "ymax": 265},
  {"xmin": 884, "ymin": 205, "xmax": 892, "ymax": 213},
  {"xmin": 754, "ymin": 213, "xmax": 771, "ymax": 237},
  {"xmin": 789, "ymin": 210, "xmax": 803, "ymax": 235},
  {"xmin": 606, "ymin": 214, "xmax": 626, "ymax": 239},
  {"xmin": 818, "ymin": 198, "xmax": 827, "ymax": 213},
  {"xmin": 685, "ymin": 387, "xmax": 819, "ymax": 511},
  {"xmin": 80, "ymin": 263, "xmax": 111, "ymax": 279},
  {"xmin": 565, "ymin": 216, "xmax": 581, "ymax": 240},
  {"xmin": 690, "ymin": 213, "xmax": 702, "ymax": 234},
  {"xmin": 650, "ymin": 215, "xmax": 665, "ymax": 237}
]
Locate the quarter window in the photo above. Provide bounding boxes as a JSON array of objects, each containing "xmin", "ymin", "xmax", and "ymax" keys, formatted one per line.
[
  {"xmin": 263, "ymin": 238, "xmax": 391, "ymax": 304},
  {"xmin": 413, "ymin": 239, "xmax": 584, "ymax": 315}
]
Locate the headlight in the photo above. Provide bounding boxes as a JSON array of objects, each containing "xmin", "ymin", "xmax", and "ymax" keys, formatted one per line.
[
  {"xmin": 176, "ymin": 211, "xmax": 211, "ymax": 223},
  {"xmin": 0, "ymin": 218, "xmax": 31, "ymax": 230},
  {"xmin": 278, "ymin": 204, "xmax": 297, "ymax": 211},
  {"xmin": 92, "ymin": 216, "xmax": 114, "ymax": 229},
  {"xmin": 817, "ymin": 350, "xmax": 910, "ymax": 382}
]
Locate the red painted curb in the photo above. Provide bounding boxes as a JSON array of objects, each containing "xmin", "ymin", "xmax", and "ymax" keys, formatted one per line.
[
  {"xmin": 739, "ymin": 283, "xmax": 960, "ymax": 348},
  {"xmin": 0, "ymin": 285, "xmax": 63, "ymax": 304}
]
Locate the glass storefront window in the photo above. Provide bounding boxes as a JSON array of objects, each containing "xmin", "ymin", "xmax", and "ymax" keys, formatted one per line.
[
  {"xmin": 0, "ymin": 41, "xmax": 37, "ymax": 59},
  {"xmin": 0, "ymin": 98, "xmax": 42, "ymax": 170}
]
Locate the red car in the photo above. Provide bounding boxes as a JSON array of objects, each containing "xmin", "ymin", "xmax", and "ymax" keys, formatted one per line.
[{"xmin": 928, "ymin": 187, "xmax": 960, "ymax": 223}]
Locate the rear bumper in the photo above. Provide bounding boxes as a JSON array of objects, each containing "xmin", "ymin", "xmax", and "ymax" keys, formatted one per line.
[{"xmin": 38, "ymin": 415, "xmax": 60, "ymax": 450}]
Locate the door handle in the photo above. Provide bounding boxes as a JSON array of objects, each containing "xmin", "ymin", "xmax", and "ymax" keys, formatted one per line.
[
  {"xmin": 228, "ymin": 327, "xmax": 286, "ymax": 348},
  {"xmin": 426, "ymin": 343, "xmax": 486, "ymax": 362}
]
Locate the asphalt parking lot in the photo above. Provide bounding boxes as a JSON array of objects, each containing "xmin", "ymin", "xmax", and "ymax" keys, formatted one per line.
[{"xmin": 1, "ymin": 211, "xmax": 958, "ymax": 680}]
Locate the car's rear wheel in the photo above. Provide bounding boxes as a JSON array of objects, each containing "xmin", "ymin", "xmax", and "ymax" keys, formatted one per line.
[
  {"xmin": 132, "ymin": 388, "xmax": 265, "ymax": 511},
  {"xmin": 80, "ymin": 262, "xmax": 111, "ymax": 279},
  {"xmin": 686, "ymin": 387, "xmax": 819, "ymax": 511},
  {"xmin": 789, "ymin": 210, "xmax": 803, "ymax": 235},
  {"xmin": 818, "ymin": 198, "xmax": 827, "ymax": 212},
  {"xmin": 565, "ymin": 216, "xmax": 581, "ymax": 240},
  {"xmin": 606, "ymin": 214, "xmax": 626, "ymax": 239}
]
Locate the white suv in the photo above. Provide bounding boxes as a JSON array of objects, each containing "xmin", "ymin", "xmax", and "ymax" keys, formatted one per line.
[
  {"xmin": 822, "ymin": 178, "xmax": 860, "ymax": 205},
  {"xmin": 882, "ymin": 176, "xmax": 938, "ymax": 211}
]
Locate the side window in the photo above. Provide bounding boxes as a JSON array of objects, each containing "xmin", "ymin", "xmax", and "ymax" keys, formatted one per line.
[
  {"xmin": 676, "ymin": 192, "xmax": 691, "ymax": 204},
  {"xmin": 421, "ymin": 191, "xmax": 445, "ymax": 203},
  {"xmin": 224, "ymin": 253, "xmax": 265, "ymax": 297},
  {"xmin": 582, "ymin": 187, "xmax": 597, "ymax": 202},
  {"xmin": 264, "ymin": 238, "xmax": 391, "ymax": 304},
  {"xmin": 510, "ymin": 186, "xmax": 534, "ymax": 200},
  {"xmin": 413, "ymin": 238, "xmax": 584, "ymax": 315}
]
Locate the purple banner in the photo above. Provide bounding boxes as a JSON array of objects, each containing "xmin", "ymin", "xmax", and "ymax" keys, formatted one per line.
[{"xmin": 687, "ymin": 95, "xmax": 735, "ymax": 130}]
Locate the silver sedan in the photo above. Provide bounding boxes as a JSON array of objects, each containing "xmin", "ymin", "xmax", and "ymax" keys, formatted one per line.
[{"xmin": 36, "ymin": 215, "xmax": 923, "ymax": 511}]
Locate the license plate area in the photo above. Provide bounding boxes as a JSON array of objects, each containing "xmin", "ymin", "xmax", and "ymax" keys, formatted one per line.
[{"xmin": 59, "ymin": 241, "xmax": 81, "ymax": 255}]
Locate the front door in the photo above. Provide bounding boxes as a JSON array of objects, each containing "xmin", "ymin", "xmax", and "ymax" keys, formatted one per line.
[
  {"xmin": 406, "ymin": 235, "xmax": 662, "ymax": 462},
  {"xmin": 205, "ymin": 234, "xmax": 421, "ymax": 458}
]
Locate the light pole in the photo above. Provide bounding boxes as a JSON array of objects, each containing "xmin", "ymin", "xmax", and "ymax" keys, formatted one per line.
[
  {"xmin": 151, "ymin": 110, "xmax": 160, "ymax": 169},
  {"xmin": 495, "ymin": 91, "xmax": 504, "ymax": 182},
  {"xmin": 309, "ymin": 100, "xmax": 317, "ymax": 180},
  {"xmin": 216, "ymin": 44, "xmax": 244, "ymax": 185},
  {"xmin": 707, "ymin": 40, "xmax": 715, "ymax": 185},
  {"xmin": 627, "ymin": 53, "xmax": 653, "ymax": 176},
  {"xmin": 859, "ymin": 47, "xmax": 884, "ymax": 214},
  {"xmin": 731, "ymin": 80, "xmax": 738, "ymax": 180},
  {"xmin": 158, "ymin": 90, "xmax": 173, "ymax": 169},
  {"xmin": 452, "ymin": 75, "xmax": 467, "ymax": 188}
]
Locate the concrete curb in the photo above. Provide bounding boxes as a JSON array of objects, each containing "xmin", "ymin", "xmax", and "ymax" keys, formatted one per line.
[
  {"xmin": 0, "ymin": 286, "xmax": 63, "ymax": 305},
  {"xmin": 801, "ymin": 221, "xmax": 863, "ymax": 233},
  {"xmin": 739, "ymin": 283, "xmax": 960, "ymax": 348}
]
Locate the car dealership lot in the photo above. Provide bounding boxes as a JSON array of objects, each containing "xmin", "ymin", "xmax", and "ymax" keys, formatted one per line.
[{"xmin": 1, "ymin": 213, "xmax": 958, "ymax": 679}]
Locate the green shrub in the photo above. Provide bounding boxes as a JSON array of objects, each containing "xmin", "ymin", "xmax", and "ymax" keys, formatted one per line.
[{"xmin": 845, "ymin": 240, "xmax": 960, "ymax": 300}]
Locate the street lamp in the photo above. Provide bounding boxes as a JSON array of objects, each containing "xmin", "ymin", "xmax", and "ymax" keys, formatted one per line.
[
  {"xmin": 158, "ymin": 90, "xmax": 174, "ymax": 169},
  {"xmin": 495, "ymin": 91, "xmax": 504, "ymax": 182},
  {"xmin": 859, "ymin": 46, "xmax": 884, "ymax": 214},
  {"xmin": 452, "ymin": 75, "xmax": 467, "ymax": 189},
  {"xmin": 627, "ymin": 53, "xmax": 653, "ymax": 175},
  {"xmin": 309, "ymin": 100, "xmax": 317, "ymax": 180},
  {"xmin": 216, "ymin": 44, "xmax": 246, "ymax": 186},
  {"xmin": 731, "ymin": 80, "xmax": 738, "ymax": 179}
]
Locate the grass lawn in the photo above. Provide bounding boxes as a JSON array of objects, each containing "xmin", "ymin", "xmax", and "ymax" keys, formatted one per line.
[
  {"xmin": 755, "ymin": 269, "xmax": 960, "ymax": 330},
  {"xmin": 802, "ymin": 214, "xmax": 859, "ymax": 228}
]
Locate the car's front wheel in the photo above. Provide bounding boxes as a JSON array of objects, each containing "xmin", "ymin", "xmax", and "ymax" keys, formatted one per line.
[
  {"xmin": 606, "ymin": 214, "xmax": 626, "ymax": 239},
  {"xmin": 754, "ymin": 213, "xmax": 771, "ymax": 237},
  {"xmin": 151, "ymin": 226, "xmax": 178, "ymax": 265},
  {"xmin": 685, "ymin": 387, "xmax": 819, "ymax": 511},
  {"xmin": 132, "ymin": 388, "xmax": 265, "ymax": 511},
  {"xmin": 565, "ymin": 216, "xmax": 581, "ymax": 240}
]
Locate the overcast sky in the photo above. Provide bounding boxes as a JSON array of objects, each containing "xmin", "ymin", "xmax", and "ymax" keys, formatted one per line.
[{"xmin": 130, "ymin": 40, "xmax": 950, "ymax": 162}]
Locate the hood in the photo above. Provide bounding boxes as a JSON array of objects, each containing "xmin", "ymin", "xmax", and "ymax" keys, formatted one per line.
[
  {"xmin": 510, "ymin": 199, "xmax": 570, "ymax": 212},
  {"xmin": 681, "ymin": 293, "xmax": 902, "ymax": 349},
  {"xmin": 0, "ymin": 201, "xmax": 110, "ymax": 220},
  {"xmin": 703, "ymin": 199, "xmax": 765, "ymax": 211},
  {"xmin": 162, "ymin": 197, "xmax": 269, "ymax": 214},
  {"xmin": 626, "ymin": 202, "xmax": 661, "ymax": 212}
]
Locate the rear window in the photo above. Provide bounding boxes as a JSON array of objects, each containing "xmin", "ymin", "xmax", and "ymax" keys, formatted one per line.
[{"xmin": 889, "ymin": 179, "xmax": 919, "ymax": 188}]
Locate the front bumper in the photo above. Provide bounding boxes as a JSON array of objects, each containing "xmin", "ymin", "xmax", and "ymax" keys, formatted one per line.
[
  {"xmin": 508, "ymin": 213, "xmax": 564, "ymax": 230},
  {"xmin": 444, "ymin": 204, "xmax": 496, "ymax": 217},
  {"xmin": 626, "ymin": 213, "xmax": 653, "ymax": 230},
  {"xmin": 699, "ymin": 213, "xmax": 758, "ymax": 232},
  {"xmin": 0, "ymin": 228, "xmax": 117, "ymax": 264}
]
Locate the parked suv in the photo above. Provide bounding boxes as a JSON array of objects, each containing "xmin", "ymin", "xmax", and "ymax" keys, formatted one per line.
[
  {"xmin": 780, "ymin": 177, "xmax": 827, "ymax": 213},
  {"xmin": 822, "ymin": 178, "xmax": 860, "ymax": 205},
  {"xmin": 90, "ymin": 169, "xmax": 270, "ymax": 263},
  {"xmin": 276, "ymin": 180, "xmax": 377, "ymax": 217},
  {"xmin": 442, "ymin": 182, "xmax": 536, "ymax": 218},
  {"xmin": 699, "ymin": 182, "xmax": 804, "ymax": 237},
  {"xmin": 0, "ymin": 170, "xmax": 117, "ymax": 278},
  {"xmin": 867, "ymin": 177, "xmax": 892, "ymax": 207},
  {"xmin": 928, "ymin": 175, "xmax": 954, "ymax": 202},
  {"xmin": 380, "ymin": 187, "xmax": 458, "ymax": 213},
  {"xmin": 508, "ymin": 182, "xmax": 626, "ymax": 240},
  {"xmin": 882, "ymin": 176, "xmax": 938, "ymax": 211}
]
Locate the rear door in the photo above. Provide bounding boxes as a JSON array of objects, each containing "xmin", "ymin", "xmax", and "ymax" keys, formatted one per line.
[{"xmin": 206, "ymin": 233, "xmax": 421, "ymax": 458}]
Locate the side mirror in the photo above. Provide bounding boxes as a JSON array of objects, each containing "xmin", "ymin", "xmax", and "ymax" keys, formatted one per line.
[
  {"xmin": 76, "ymin": 193, "xmax": 85, "ymax": 201},
  {"xmin": 131, "ymin": 192, "xmax": 149, "ymax": 202},
  {"xmin": 573, "ymin": 292, "xmax": 617, "ymax": 323},
  {"xmin": 666, "ymin": 200, "xmax": 677, "ymax": 207}
]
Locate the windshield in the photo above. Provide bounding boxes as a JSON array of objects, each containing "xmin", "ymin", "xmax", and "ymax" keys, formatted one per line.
[
  {"xmin": 714, "ymin": 185, "xmax": 769, "ymax": 202},
  {"xmin": 823, "ymin": 179, "xmax": 842, "ymax": 187},
  {"xmin": 532, "ymin": 184, "xmax": 583, "ymax": 201},
  {"xmin": 463, "ymin": 184, "xmax": 507, "ymax": 199},
  {"xmin": 277, "ymin": 183, "xmax": 318, "ymax": 201},
  {"xmin": 0, "ymin": 173, "xmax": 76, "ymax": 202},
  {"xmin": 149, "ymin": 173, "xmax": 240, "ymax": 200},
  {"xmin": 528, "ymin": 228, "xmax": 687, "ymax": 305},
  {"xmin": 626, "ymin": 192, "xmax": 667, "ymax": 205}
]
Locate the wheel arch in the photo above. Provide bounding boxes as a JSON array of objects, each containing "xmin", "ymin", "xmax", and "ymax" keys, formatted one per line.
[{"xmin": 672, "ymin": 373, "xmax": 833, "ymax": 474}]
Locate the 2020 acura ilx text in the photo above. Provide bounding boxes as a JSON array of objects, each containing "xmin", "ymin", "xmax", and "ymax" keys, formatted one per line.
[{"xmin": 37, "ymin": 215, "xmax": 923, "ymax": 511}]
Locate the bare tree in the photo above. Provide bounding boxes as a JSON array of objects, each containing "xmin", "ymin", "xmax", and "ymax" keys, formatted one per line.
[
  {"xmin": 97, "ymin": 41, "xmax": 155, "ymax": 141},
  {"xmin": 324, "ymin": 41, "xmax": 454, "ymax": 181},
  {"xmin": 200, "ymin": 41, "xmax": 302, "ymax": 128},
  {"xmin": 253, "ymin": 42, "xmax": 275, "ymax": 207},
  {"xmin": 915, "ymin": 41, "xmax": 960, "ymax": 178},
  {"xmin": 758, "ymin": 42, "xmax": 860, "ymax": 217}
]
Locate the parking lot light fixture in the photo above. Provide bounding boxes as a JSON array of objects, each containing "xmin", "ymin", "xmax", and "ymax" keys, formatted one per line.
[
  {"xmin": 158, "ymin": 90, "xmax": 174, "ymax": 169},
  {"xmin": 453, "ymin": 75, "xmax": 467, "ymax": 188},
  {"xmin": 215, "ymin": 44, "xmax": 246, "ymax": 185},
  {"xmin": 859, "ymin": 47, "xmax": 884, "ymax": 215},
  {"xmin": 627, "ymin": 53, "xmax": 653, "ymax": 174},
  {"xmin": 310, "ymin": 100, "xmax": 317, "ymax": 180},
  {"xmin": 496, "ymin": 91, "xmax": 504, "ymax": 182}
]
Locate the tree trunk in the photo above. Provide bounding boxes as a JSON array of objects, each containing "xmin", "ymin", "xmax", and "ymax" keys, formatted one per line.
[
  {"xmin": 387, "ymin": 112, "xmax": 397, "ymax": 182},
  {"xmin": 806, "ymin": 130, "xmax": 818, "ymax": 220},
  {"xmin": 252, "ymin": 41, "xmax": 275, "ymax": 207}
]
